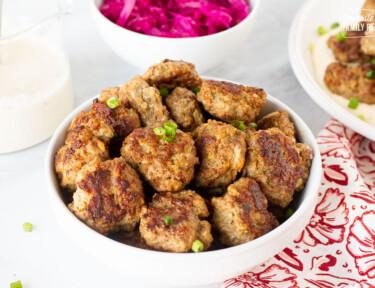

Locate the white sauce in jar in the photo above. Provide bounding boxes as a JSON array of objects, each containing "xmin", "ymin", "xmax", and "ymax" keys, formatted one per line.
[
  {"xmin": 312, "ymin": 29, "xmax": 375, "ymax": 126},
  {"xmin": 0, "ymin": 37, "xmax": 74, "ymax": 153}
]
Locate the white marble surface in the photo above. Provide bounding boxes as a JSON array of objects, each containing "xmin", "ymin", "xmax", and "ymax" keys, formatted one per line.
[{"xmin": 0, "ymin": 0, "xmax": 330, "ymax": 287}]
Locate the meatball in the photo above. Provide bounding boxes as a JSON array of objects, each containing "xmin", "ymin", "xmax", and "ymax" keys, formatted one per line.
[
  {"xmin": 361, "ymin": 30, "xmax": 375, "ymax": 56},
  {"xmin": 257, "ymin": 110, "xmax": 296, "ymax": 140},
  {"xmin": 143, "ymin": 59, "xmax": 202, "ymax": 90},
  {"xmin": 139, "ymin": 190, "xmax": 213, "ymax": 252},
  {"xmin": 99, "ymin": 86, "xmax": 121, "ymax": 103},
  {"xmin": 242, "ymin": 128, "xmax": 304, "ymax": 208},
  {"xmin": 324, "ymin": 62, "xmax": 375, "ymax": 104},
  {"xmin": 119, "ymin": 75, "xmax": 170, "ymax": 126},
  {"xmin": 121, "ymin": 125, "xmax": 199, "ymax": 192},
  {"xmin": 193, "ymin": 120, "xmax": 247, "ymax": 187},
  {"xmin": 197, "ymin": 80, "xmax": 266, "ymax": 123},
  {"xmin": 55, "ymin": 127, "xmax": 109, "ymax": 191},
  {"xmin": 295, "ymin": 143, "xmax": 314, "ymax": 191},
  {"xmin": 68, "ymin": 158, "xmax": 145, "ymax": 234},
  {"xmin": 211, "ymin": 177, "xmax": 278, "ymax": 246},
  {"xmin": 164, "ymin": 87, "xmax": 205, "ymax": 132}
]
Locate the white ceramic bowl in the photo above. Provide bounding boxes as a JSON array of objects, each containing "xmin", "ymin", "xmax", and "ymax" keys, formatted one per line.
[
  {"xmin": 288, "ymin": 0, "xmax": 375, "ymax": 141},
  {"xmin": 45, "ymin": 78, "xmax": 321, "ymax": 286},
  {"xmin": 90, "ymin": 0, "xmax": 260, "ymax": 73}
]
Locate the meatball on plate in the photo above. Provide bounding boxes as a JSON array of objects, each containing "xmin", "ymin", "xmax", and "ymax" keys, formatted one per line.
[{"xmin": 46, "ymin": 60, "xmax": 321, "ymax": 286}]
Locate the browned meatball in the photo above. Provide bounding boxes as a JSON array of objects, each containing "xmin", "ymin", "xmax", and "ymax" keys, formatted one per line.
[
  {"xmin": 68, "ymin": 158, "xmax": 145, "ymax": 235},
  {"xmin": 257, "ymin": 110, "xmax": 296, "ymax": 140},
  {"xmin": 361, "ymin": 30, "xmax": 375, "ymax": 56},
  {"xmin": 99, "ymin": 86, "xmax": 121, "ymax": 103},
  {"xmin": 164, "ymin": 87, "xmax": 205, "ymax": 132},
  {"xmin": 211, "ymin": 177, "xmax": 278, "ymax": 246},
  {"xmin": 121, "ymin": 125, "xmax": 199, "ymax": 192},
  {"xmin": 197, "ymin": 80, "xmax": 266, "ymax": 123},
  {"xmin": 119, "ymin": 75, "xmax": 170, "ymax": 127},
  {"xmin": 242, "ymin": 128, "xmax": 304, "ymax": 208},
  {"xmin": 55, "ymin": 127, "xmax": 109, "ymax": 191},
  {"xmin": 193, "ymin": 120, "xmax": 247, "ymax": 187},
  {"xmin": 143, "ymin": 59, "xmax": 202, "ymax": 90},
  {"xmin": 324, "ymin": 62, "xmax": 375, "ymax": 104},
  {"xmin": 295, "ymin": 143, "xmax": 314, "ymax": 191},
  {"xmin": 139, "ymin": 190, "xmax": 213, "ymax": 252}
]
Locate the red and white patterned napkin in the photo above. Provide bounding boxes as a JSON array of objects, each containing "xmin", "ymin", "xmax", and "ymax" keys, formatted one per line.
[{"xmin": 223, "ymin": 119, "xmax": 375, "ymax": 288}]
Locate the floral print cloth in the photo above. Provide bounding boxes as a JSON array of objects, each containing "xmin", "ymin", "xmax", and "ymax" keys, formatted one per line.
[{"xmin": 223, "ymin": 119, "xmax": 375, "ymax": 288}]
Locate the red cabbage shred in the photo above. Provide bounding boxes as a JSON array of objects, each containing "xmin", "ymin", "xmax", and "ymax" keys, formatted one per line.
[{"xmin": 100, "ymin": 0, "xmax": 251, "ymax": 38}]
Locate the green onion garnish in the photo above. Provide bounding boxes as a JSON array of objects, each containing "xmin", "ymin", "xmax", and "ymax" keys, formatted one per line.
[
  {"xmin": 23, "ymin": 222, "xmax": 32, "ymax": 232},
  {"xmin": 317, "ymin": 26, "xmax": 328, "ymax": 36},
  {"xmin": 164, "ymin": 121, "xmax": 178, "ymax": 130},
  {"xmin": 249, "ymin": 122, "xmax": 258, "ymax": 130},
  {"xmin": 371, "ymin": 58, "xmax": 375, "ymax": 65},
  {"xmin": 192, "ymin": 87, "xmax": 200, "ymax": 94},
  {"xmin": 285, "ymin": 208, "xmax": 294, "ymax": 219},
  {"xmin": 231, "ymin": 120, "xmax": 246, "ymax": 131},
  {"xmin": 357, "ymin": 114, "xmax": 365, "ymax": 121},
  {"xmin": 153, "ymin": 127, "xmax": 166, "ymax": 136},
  {"xmin": 159, "ymin": 87, "xmax": 169, "ymax": 97},
  {"xmin": 106, "ymin": 97, "xmax": 119, "ymax": 109},
  {"xmin": 207, "ymin": 187, "xmax": 223, "ymax": 196},
  {"xmin": 163, "ymin": 129, "xmax": 176, "ymax": 143},
  {"xmin": 366, "ymin": 70, "xmax": 375, "ymax": 79},
  {"xmin": 10, "ymin": 281, "xmax": 22, "ymax": 288},
  {"xmin": 331, "ymin": 22, "xmax": 340, "ymax": 29},
  {"xmin": 191, "ymin": 239, "xmax": 204, "ymax": 253},
  {"xmin": 153, "ymin": 122, "xmax": 178, "ymax": 142},
  {"xmin": 309, "ymin": 43, "xmax": 314, "ymax": 53},
  {"xmin": 113, "ymin": 131, "xmax": 118, "ymax": 137},
  {"xmin": 348, "ymin": 97, "xmax": 359, "ymax": 109},
  {"xmin": 336, "ymin": 30, "xmax": 348, "ymax": 42},
  {"xmin": 163, "ymin": 215, "xmax": 173, "ymax": 226}
]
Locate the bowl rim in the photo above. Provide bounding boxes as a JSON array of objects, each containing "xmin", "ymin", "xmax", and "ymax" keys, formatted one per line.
[
  {"xmin": 45, "ymin": 76, "xmax": 321, "ymax": 260},
  {"xmin": 89, "ymin": 0, "xmax": 260, "ymax": 41}
]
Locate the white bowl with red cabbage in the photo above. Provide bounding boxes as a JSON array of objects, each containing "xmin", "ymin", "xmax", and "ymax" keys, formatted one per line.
[{"xmin": 90, "ymin": 0, "xmax": 259, "ymax": 72}]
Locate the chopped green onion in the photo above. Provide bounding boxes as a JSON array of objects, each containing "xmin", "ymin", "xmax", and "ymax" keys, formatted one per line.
[
  {"xmin": 163, "ymin": 215, "xmax": 173, "ymax": 226},
  {"xmin": 106, "ymin": 97, "xmax": 119, "ymax": 109},
  {"xmin": 249, "ymin": 122, "xmax": 258, "ymax": 130},
  {"xmin": 231, "ymin": 120, "xmax": 246, "ymax": 131},
  {"xmin": 153, "ymin": 127, "xmax": 166, "ymax": 136},
  {"xmin": 366, "ymin": 70, "xmax": 375, "ymax": 79},
  {"xmin": 371, "ymin": 58, "xmax": 375, "ymax": 65},
  {"xmin": 191, "ymin": 239, "xmax": 204, "ymax": 253},
  {"xmin": 331, "ymin": 22, "xmax": 340, "ymax": 29},
  {"xmin": 163, "ymin": 129, "xmax": 176, "ymax": 143},
  {"xmin": 336, "ymin": 30, "xmax": 348, "ymax": 42},
  {"xmin": 159, "ymin": 87, "xmax": 169, "ymax": 97},
  {"xmin": 317, "ymin": 26, "xmax": 328, "ymax": 36},
  {"xmin": 309, "ymin": 43, "xmax": 314, "ymax": 53},
  {"xmin": 348, "ymin": 97, "xmax": 359, "ymax": 109},
  {"xmin": 113, "ymin": 131, "xmax": 118, "ymax": 137},
  {"xmin": 23, "ymin": 222, "xmax": 32, "ymax": 232},
  {"xmin": 357, "ymin": 114, "xmax": 365, "ymax": 121},
  {"xmin": 207, "ymin": 187, "xmax": 223, "ymax": 196},
  {"xmin": 10, "ymin": 281, "xmax": 22, "ymax": 288},
  {"xmin": 164, "ymin": 121, "xmax": 178, "ymax": 130},
  {"xmin": 285, "ymin": 208, "xmax": 294, "ymax": 219},
  {"xmin": 192, "ymin": 87, "xmax": 200, "ymax": 94}
]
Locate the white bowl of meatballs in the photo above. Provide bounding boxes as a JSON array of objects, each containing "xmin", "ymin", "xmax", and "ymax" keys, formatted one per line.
[{"xmin": 45, "ymin": 60, "xmax": 321, "ymax": 286}]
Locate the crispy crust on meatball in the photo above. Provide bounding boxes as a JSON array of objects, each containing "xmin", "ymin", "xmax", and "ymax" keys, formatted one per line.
[
  {"xmin": 119, "ymin": 75, "xmax": 170, "ymax": 127},
  {"xmin": 193, "ymin": 120, "xmax": 247, "ymax": 187},
  {"xmin": 143, "ymin": 59, "xmax": 202, "ymax": 90},
  {"xmin": 324, "ymin": 62, "xmax": 375, "ymax": 104},
  {"xmin": 211, "ymin": 177, "xmax": 278, "ymax": 246},
  {"xmin": 164, "ymin": 87, "xmax": 205, "ymax": 132},
  {"xmin": 257, "ymin": 110, "xmax": 296, "ymax": 140},
  {"xmin": 197, "ymin": 80, "xmax": 266, "ymax": 123},
  {"xmin": 242, "ymin": 128, "xmax": 304, "ymax": 208},
  {"xmin": 55, "ymin": 127, "xmax": 109, "ymax": 191},
  {"xmin": 139, "ymin": 190, "xmax": 212, "ymax": 252},
  {"xmin": 121, "ymin": 125, "xmax": 199, "ymax": 192},
  {"xmin": 68, "ymin": 158, "xmax": 145, "ymax": 234},
  {"xmin": 295, "ymin": 143, "xmax": 314, "ymax": 192}
]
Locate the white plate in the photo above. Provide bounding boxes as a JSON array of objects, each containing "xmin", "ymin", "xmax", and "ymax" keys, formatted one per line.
[{"xmin": 288, "ymin": 0, "xmax": 375, "ymax": 141}]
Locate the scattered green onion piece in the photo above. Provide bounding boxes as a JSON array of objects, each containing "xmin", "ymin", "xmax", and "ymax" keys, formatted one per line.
[
  {"xmin": 357, "ymin": 114, "xmax": 365, "ymax": 121},
  {"xmin": 192, "ymin": 87, "xmax": 201, "ymax": 94},
  {"xmin": 336, "ymin": 30, "xmax": 348, "ymax": 42},
  {"xmin": 106, "ymin": 97, "xmax": 119, "ymax": 109},
  {"xmin": 113, "ymin": 131, "xmax": 118, "ymax": 137},
  {"xmin": 366, "ymin": 70, "xmax": 375, "ymax": 79},
  {"xmin": 159, "ymin": 87, "xmax": 169, "ymax": 97},
  {"xmin": 23, "ymin": 222, "xmax": 32, "ymax": 232},
  {"xmin": 164, "ymin": 121, "xmax": 178, "ymax": 130},
  {"xmin": 331, "ymin": 22, "xmax": 340, "ymax": 29},
  {"xmin": 348, "ymin": 97, "xmax": 359, "ymax": 109},
  {"xmin": 191, "ymin": 239, "xmax": 204, "ymax": 253},
  {"xmin": 231, "ymin": 120, "xmax": 246, "ymax": 131},
  {"xmin": 163, "ymin": 129, "xmax": 176, "ymax": 143},
  {"xmin": 249, "ymin": 122, "xmax": 258, "ymax": 130},
  {"xmin": 371, "ymin": 58, "xmax": 375, "ymax": 65},
  {"xmin": 285, "ymin": 208, "xmax": 294, "ymax": 219},
  {"xmin": 309, "ymin": 43, "xmax": 314, "ymax": 53},
  {"xmin": 207, "ymin": 187, "xmax": 223, "ymax": 196},
  {"xmin": 10, "ymin": 281, "xmax": 22, "ymax": 288},
  {"xmin": 153, "ymin": 127, "xmax": 166, "ymax": 136},
  {"xmin": 163, "ymin": 215, "xmax": 173, "ymax": 226},
  {"xmin": 317, "ymin": 26, "xmax": 328, "ymax": 36}
]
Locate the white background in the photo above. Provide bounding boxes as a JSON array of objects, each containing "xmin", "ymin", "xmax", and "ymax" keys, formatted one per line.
[{"xmin": 0, "ymin": 0, "xmax": 330, "ymax": 287}]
